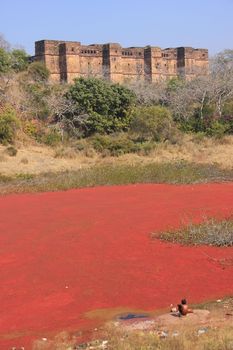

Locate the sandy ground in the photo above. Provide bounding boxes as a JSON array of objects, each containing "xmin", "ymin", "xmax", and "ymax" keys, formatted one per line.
[{"xmin": 1, "ymin": 135, "xmax": 233, "ymax": 175}]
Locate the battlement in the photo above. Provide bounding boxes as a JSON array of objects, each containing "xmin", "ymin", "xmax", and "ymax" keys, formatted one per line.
[{"xmin": 34, "ymin": 40, "xmax": 209, "ymax": 83}]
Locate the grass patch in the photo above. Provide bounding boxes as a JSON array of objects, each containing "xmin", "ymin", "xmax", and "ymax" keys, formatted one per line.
[
  {"xmin": 1, "ymin": 161, "xmax": 233, "ymax": 195},
  {"xmin": 154, "ymin": 217, "xmax": 233, "ymax": 247},
  {"xmin": 32, "ymin": 325, "xmax": 233, "ymax": 350}
]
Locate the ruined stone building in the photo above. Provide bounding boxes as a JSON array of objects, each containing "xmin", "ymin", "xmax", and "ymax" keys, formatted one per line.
[{"xmin": 34, "ymin": 40, "xmax": 209, "ymax": 83}]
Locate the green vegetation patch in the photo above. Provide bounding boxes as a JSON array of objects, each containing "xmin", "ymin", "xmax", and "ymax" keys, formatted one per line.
[
  {"xmin": 154, "ymin": 217, "xmax": 233, "ymax": 247},
  {"xmin": 1, "ymin": 161, "xmax": 233, "ymax": 195}
]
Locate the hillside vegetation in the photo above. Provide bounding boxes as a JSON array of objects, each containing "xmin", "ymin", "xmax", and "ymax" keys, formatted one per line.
[{"xmin": 1, "ymin": 34, "xmax": 233, "ymax": 189}]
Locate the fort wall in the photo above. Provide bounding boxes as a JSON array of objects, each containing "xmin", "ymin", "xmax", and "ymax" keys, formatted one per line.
[{"xmin": 34, "ymin": 40, "xmax": 209, "ymax": 83}]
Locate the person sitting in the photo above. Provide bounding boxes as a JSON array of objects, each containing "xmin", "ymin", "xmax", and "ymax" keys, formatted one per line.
[{"xmin": 170, "ymin": 299, "xmax": 193, "ymax": 316}]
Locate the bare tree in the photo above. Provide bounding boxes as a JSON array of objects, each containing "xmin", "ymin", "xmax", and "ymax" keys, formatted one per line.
[
  {"xmin": 45, "ymin": 85, "xmax": 90, "ymax": 139},
  {"xmin": 209, "ymin": 50, "xmax": 233, "ymax": 117}
]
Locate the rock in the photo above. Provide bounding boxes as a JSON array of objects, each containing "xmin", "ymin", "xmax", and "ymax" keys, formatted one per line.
[{"xmin": 197, "ymin": 327, "xmax": 208, "ymax": 336}]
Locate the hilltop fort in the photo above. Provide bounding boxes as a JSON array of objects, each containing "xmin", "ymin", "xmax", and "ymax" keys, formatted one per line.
[{"xmin": 34, "ymin": 40, "xmax": 209, "ymax": 83}]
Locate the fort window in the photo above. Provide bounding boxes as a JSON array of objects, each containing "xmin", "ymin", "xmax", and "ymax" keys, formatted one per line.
[
  {"xmin": 138, "ymin": 52, "xmax": 142, "ymax": 56},
  {"xmin": 115, "ymin": 50, "xmax": 118, "ymax": 53},
  {"xmin": 71, "ymin": 47, "xmax": 74, "ymax": 52}
]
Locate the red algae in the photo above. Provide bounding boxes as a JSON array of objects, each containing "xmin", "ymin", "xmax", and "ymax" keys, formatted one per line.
[{"xmin": 0, "ymin": 183, "xmax": 233, "ymax": 348}]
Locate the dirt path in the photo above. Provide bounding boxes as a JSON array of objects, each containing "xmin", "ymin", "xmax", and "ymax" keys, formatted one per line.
[{"xmin": 0, "ymin": 183, "xmax": 233, "ymax": 349}]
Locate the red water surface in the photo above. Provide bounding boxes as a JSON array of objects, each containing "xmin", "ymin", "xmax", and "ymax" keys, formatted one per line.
[{"xmin": 0, "ymin": 183, "xmax": 233, "ymax": 349}]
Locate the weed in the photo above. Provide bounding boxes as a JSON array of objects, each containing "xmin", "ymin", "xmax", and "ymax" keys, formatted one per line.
[{"xmin": 154, "ymin": 217, "xmax": 233, "ymax": 247}]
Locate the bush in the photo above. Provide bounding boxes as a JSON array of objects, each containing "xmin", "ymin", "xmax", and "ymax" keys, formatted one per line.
[
  {"xmin": 0, "ymin": 106, "xmax": 19, "ymax": 144},
  {"xmin": 27, "ymin": 62, "xmax": 50, "ymax": 82},
  {"xmin": 206, "ymin": 121, "xmax": 228, "ymax": 138},
  {"xmin": 5, "ymin": 146, "xmax": 17, "ymax": 156},
  {"xmin": 155, "ymin": 217, "xmax": 233, "ymax": 247},
  {"xmin": 130, "ymin": 105, "xmax": 174, "ymax": 142},
  {"xmin": 66, "ymin": 77, "xmax": 136, "ymax": 135},
  {"xmin": 0, "ymin": 48, "xmax": 11, "ymax": 73},
  {"xmin": 91, "ymin": 133, "xmax": 139, "ymax": 156},
  {"xmin": 10, "ymin": 49, "xmax": 29, "ymax": 72},
  {"xmin": 42, "ymin": 128, "xmax": 62, "ymax": 146}
]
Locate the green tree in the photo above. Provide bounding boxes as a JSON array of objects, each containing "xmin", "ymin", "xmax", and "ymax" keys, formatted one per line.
[
  {"xmin": 10, "ymin": 49, "xmax": 29, "ymax": 72},
  {"xmin": 66, "ymin": 78, "xmax": 136, "ymax": 135}
]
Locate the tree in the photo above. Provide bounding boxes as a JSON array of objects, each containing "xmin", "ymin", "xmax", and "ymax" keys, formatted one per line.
[
  {"xmin": 66, "ymin": 77, "xmax": 136, "ymax": 135},
  {"xmin": 0, "ymin": 33, "xmax": 10, "ymax": 51},
  {"xmin": 209, "ymin": 50, "xmax": 233, "ymax": 118},
  {"xmin": 10, "ymin": 49, "xmax": 29, "ymax": 72}
]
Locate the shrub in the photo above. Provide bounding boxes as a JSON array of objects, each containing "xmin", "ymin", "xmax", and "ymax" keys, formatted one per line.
[
  {"xmin": 155, "ymin": 217, "xmax": 233, "ymax": 247},
  {"xmin": 130, "ymin": 106, "xmax": 174, "ymax": 142},
  {"xmin": 42, "ymin": 128, "xmax": 62, "ymax": 146},
  {"xmin": 0, "ymin": 106, "xmax": 19, "ymax": 144},
  {"xmin": 0, "ymin": 48, "xmax": 11, "ymax": 73},
  {"xmin": 10, "ymin": 49, "xmax": 29, "ymax": 72},
  {"xmin": 66, "ymin": 77, "xmax": 136, "ymax": 135},
  {"xmin": 27, "ymin": 62, "xmax": 50, "ymax": 82},
  {"xmin": 23, "ymin": 120, "xmax": 41, "ymax": 138},
  {"xmin": 91, "ymin": 133, "xmax": 139, "ymax": 156},
  {"xmin": 206, "ymin": 120, "xmax": 228, "ymax": 138},
  {"xmin": 5, "ymin": 146, "xmax": 17, "ymax": 156}
]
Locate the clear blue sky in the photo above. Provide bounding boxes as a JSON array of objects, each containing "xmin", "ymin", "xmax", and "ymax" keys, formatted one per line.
[{"xmin": 1, "ymin": 0, "xmax": 233, "ymax": 55}]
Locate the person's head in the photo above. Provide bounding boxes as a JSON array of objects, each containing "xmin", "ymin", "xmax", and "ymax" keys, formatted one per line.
[{"xmin": 181, "ymin": 299, "xmax": 187, "ymax": 305}]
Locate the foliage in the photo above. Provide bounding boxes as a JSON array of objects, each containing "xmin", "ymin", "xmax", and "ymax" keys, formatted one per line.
[
  {"xmin": 0, "ymin": 106, "xmax": 19, "ymax": 143},
  {"xmin": 156, "ymin": 217, "xmax": 233, "ymax": 247},
  {"xmin": 27, "ymin": 62, "xmax": 50, "ymax": 82},
  {"xmin": 21, "ymin": 82, "xmax": 51, "ymax": 120},
  {"xmin": 41, "ymin": 127, "xmax": 62, "ymax": 146},
  {"xmin": 130, "ymin": 105, "xmax": 174, "ymax": 142},
  {"xmin": 91, "ymin": 133, "xmax": 139, "ymax": 156},
  {"xmin": 206, "ymin": 120, "xmax": 228, "ymax": 138},
  {"xmin": 66, "ymin": 77, "xmax": 136, "ymax": 135},
  {"xmin": 10, "ymin": 49, "xmax": 29, "ymax": 72},
  {"xmin": 0, "ymin": 47, "xmax": 29, "ymax": 74},
  {"xmin": 0, "ymin": 48, "xmax": 11, "ymax": 73},
  {"xmin": 1, "ymin": 162, "xmax": 233, "ymax": 195}
]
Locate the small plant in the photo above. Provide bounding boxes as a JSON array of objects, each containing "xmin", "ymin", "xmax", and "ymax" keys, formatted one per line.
[
  {"xmin": 21, "ymin": 157, "xmax": 29, "ymax": 164},
  {"xmin": 54, "ymin": 146, "xmax": 77, "ymax": 159},
  {"xmin": 154, "ymin": 217, "xmax": 233, "ymax": 247},
  {"xmin": 42, "ymin": 128, "xmax": 62, "ymax": 146},
  {"xmin": 0, "ymin": 106, "xmax": 19, "ymax": 144},
  {"xmin": 5, "ymin": 146, "xmax": 17, "ymax": 156}
]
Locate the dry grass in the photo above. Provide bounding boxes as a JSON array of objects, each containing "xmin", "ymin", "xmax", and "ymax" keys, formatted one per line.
[
  {"xmin": 154, "ymin": 217, "xmax": 233, "ymax": 247},
  {"xmin": 1, "ymin": 135, "xmax": 233, "ymax": 176}
]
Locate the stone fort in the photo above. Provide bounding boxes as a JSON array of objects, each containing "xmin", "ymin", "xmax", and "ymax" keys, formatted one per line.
[{"xmin": 34, "ymin": 40, "xmax": 209, "ymax": 83}]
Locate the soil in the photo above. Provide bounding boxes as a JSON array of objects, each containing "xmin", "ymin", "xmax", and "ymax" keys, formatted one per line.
[{"xmin": 0, "ymin": 183, "xmax": 233, "ymax": 349}]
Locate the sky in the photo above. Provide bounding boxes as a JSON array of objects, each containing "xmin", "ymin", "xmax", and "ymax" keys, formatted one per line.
[{"xmin": 1, "ymin": 0, "xmax": 233, "ymax": 56}]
